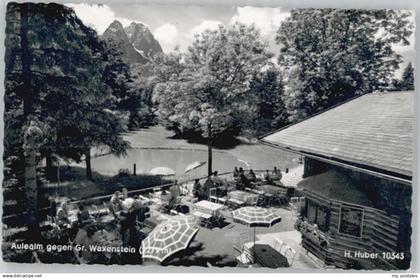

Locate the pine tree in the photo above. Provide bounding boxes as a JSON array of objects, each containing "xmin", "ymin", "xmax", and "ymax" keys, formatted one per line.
[{"xmin": 400, "ymin": 62, "xmax": 415, "ymax": 91}]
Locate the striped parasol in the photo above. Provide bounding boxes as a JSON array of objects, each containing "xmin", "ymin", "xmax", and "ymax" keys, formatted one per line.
[
  {"xmin": 141, "ymin": 217, "xmax": 199, "ymax": 263},
  {"xmin": 150, "ymin": 167, "xmax": 176, "ymax": 176},
  {"xmin": 232, "ymin": 206, "xmax": 282, "ymax": 227},
  {"xmin": 184, "ymin": 161, "xmax": 206, "ymax": 173},
  {"xmin": 232, "ymin": 206, "xmax": 282, "ymax": 262}
]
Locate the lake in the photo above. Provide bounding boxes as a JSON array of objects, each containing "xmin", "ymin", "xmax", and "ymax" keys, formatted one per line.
[{"xmin": 87, "ymin": 126, "xmax": 300, "ymax": 179}]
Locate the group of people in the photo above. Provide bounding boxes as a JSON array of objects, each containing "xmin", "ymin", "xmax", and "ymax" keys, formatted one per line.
[
  {"xmin": 192, "ymin": 171, "xmax": 225, "ymax": 200},
  {"xmin": 233, "ymin": 166, "xmax": 286, "ymax": 189},
  {"xmin": 52, "ymin": 186, "xmax": 148, "ymax": 264},
  {"xmin": 192, "ymin": 167, "xmax": 287, "ymax": 198},
  {"xmin": 108, "ymin": 188, "xmax": 150, "ymax": 244},
  {"xmin": 55, "ymin": 200, "xmax": 93, "ymax": 228},
  {"xmin": 264, "ymin": 166, "xmax": 285, "ymax": 182}
]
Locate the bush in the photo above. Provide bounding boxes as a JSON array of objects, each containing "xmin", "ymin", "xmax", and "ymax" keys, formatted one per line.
[{"xmin": 118, "ymin": 168, "xmax": 131, "ymax": 177}]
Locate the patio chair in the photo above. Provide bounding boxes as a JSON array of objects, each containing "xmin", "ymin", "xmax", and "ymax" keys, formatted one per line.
[
  {"xmin": 274, "ymin": 238, "xmax": 287, "ymax": 254},
  {"xmin": 233, "ymin": 242, "xmax": 254, "ymax": 265},
  {"xmin": 283, "ymin": 246, "xmax": 297, "ymax": 266},
  {"xmin": 218, "ymin": 197, "xmax": 226, "ymax": 204}
]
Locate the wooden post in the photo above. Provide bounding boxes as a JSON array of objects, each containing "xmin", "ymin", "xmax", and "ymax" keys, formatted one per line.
[
  {"xmin": 208, "ymin": 123, "xmax": 212, "ymax": 177},
  {"xmin": 85, "ymin": 148, "xmax": 92, "ymax": 180}
]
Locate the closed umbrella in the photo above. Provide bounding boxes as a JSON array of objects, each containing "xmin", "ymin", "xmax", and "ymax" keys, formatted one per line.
[
  {"xmin": 184, "ymin": 161, "xmax": 206, "ymax": 173},
  {"xmin": 232, "ymin": 206, "xmax": 282, "ymax": 262},
  {"xmin": 141, "ymin": 217, "xmax": 199, "ymax": 263},
  {"xmin": 150, "ymin": 167, "xmax": 176, "ymax": 176}
]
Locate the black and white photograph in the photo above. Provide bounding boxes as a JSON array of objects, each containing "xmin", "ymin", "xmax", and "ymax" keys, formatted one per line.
[{"xmin": 1, "ymin": 1, "xmax": 416, "ymax": 272}]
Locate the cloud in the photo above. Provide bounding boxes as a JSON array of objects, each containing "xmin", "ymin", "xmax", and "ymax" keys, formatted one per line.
[
  {"xmin": 66, "ymin": 3, "xmax": 116, "ymax": 34},
  {"xmin": 190, "ymin": 20, "xmax": 222, "ymax": 36},
  {"xmin": 154, "ymin": 24, "xmax": 179, "ymax": 52},
  {"xmin": 230, "ymin": 6, "xmax": 289, "ymax": 36},
  {"xmin": 66, "ymin": 3, "xmax": 145, "ymax": 34}
]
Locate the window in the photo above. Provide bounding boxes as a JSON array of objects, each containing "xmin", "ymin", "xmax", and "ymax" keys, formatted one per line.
[
  {"xmin": 305, "ymin": 200, "xmax": 330, "ymax": 232},
  {"xmin": 339, "ymin": 205, "xmax": 364, "ymax": 237}
]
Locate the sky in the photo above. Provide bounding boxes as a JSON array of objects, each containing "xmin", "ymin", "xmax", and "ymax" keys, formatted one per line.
[{"xmin": 66, "ymin": 3, "xmax": 415, "ymax": 77}]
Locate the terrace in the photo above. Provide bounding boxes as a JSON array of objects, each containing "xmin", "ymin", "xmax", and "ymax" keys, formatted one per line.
[{"xmin": 2, "ymin": 167, "xmax": 320, "ymax": 269}]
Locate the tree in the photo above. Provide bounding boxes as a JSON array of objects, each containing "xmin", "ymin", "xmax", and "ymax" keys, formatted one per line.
[
  {"xmin": 401, "ymin": 62, "xmax": 415, "ymax": 90},
  {"xmin": 128, "ymin": 63, "xmax": 159, "ymax": 128},
  {"xmin": 101, "ymin": 38, "xmax": 144, "ymax": 130},
  {"xmin": 276, "ymin": 9, "xmax": 414, "ymax": 122},
  {"xmin": 4, "ymin": 2, "xmax": 130, "ymax": 227},
  {"xmin": 392, "ymin": 62, "xmax": 415, "ymax": 91},
  {"xmin": 154, "ymin": 23, "xmax": 273, "ymax": 175},
  {"xmin": 249, "ymin": 65, "xmax": 287, "ymax": 135}
]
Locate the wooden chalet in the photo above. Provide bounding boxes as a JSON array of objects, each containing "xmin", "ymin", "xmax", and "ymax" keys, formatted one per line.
[{"xmin": 261, "ymin": 91, "xmax": 414, "ymax": 270}]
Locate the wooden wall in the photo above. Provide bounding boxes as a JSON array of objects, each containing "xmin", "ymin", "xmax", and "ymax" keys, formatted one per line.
[
  {"xmin": 300, "ymin": 157, "xmax": 412, "ymax": 269},
  {"xmin": 301, "ymin": 189, "xmax": 403, "ymax": 270}
]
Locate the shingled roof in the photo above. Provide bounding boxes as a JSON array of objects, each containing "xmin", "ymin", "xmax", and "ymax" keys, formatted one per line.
[{"xmin": 262, "ymin": 91, "xmax": 414, "ymax": 179}]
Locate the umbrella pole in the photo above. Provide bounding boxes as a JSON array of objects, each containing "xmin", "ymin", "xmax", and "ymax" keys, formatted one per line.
[{"xmin": 253, "ymin": 226, "xmax": 256, "ymax": 264}]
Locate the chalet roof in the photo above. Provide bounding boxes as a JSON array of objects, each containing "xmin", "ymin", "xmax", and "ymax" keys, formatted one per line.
[
  {"xmin": 297, "ymin": 170, "xmax": 372, "ymax": 207},
  {"xmin": 262, "ymin": 91, "xmax": 414, "ymax": 178}
]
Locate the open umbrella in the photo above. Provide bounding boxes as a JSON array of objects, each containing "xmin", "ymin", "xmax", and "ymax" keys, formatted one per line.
[
  {"xmin": 232, "ymin": 206, "xmax": 282, "ymax": 262},
  {"xmin": 141, "ymin": 217, "xmax": 199, "ymax": 263},
  {"xmin": 184, "ymin": 161, "xmax": 206, "ymax": 173},
  {"xmin": 150, "ymin": 167, "xmax": 176, "ymax": 176}
]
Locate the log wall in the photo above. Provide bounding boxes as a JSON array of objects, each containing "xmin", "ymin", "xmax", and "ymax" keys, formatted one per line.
[{"xmin": 301, "ymin": 189, "xmax": 403, "ymax": 270}]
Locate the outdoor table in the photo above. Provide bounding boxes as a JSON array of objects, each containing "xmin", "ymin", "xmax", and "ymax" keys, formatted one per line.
[
  {"xmin": 209, "ymin": 196, "xmax": 218, "ymax": 203},
  {"xmin": 252, "ymin": 244, "xmax": 289, "ymax": 268},
  {"xmin": 193, "ymin": 210, "xmax": 212, "ymax": 219},
  {"xmin": 251, "ymin": 189, "xmax": 264, "ymax": 195},
  {"xmin": 259, "ymin": 185, "xmax": 287, "ymax": 195},
  {"xmin": 228, "ymin": 198, "xmax": 245, "ymax": 205},
  {"xmin": 195, "ymin": 200, "xmax": 224, "ymax": 216}
]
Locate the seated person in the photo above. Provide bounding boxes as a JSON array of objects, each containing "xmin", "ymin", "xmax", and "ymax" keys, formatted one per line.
[
  {"xmin": 122, "ymin": 188, "xmax": 128, "ymax": 200},
  {"xmin": 77, "ymin": 204, "xmax": 92, "ymax": 226},
  {"xmin": 264, "ymin": 170, "xmax": 272, "ymax": 182},
  {"xmin": 211, "ymin": 171, "xmax": 223, "ymax": 186},
  {"xmin": 239, "ymin": 172, "xmax": 252, "ymax": 189},
  {"xmin": 233, "ymin": 167, "xmax": 240, "ymax": 178},
  {"xmin": 192, "ymin": 179, "xmax": 202, "ymax": 198},
  {"xmin": 272, "ymin": 167, "xmax": 282, "ymax": 180},
  {"xmin": 109, "ymin": 191, "xmax": 122, "ymax": 217},
  {"xmin": 56, "ymin": 202, "xmax": 70, "ymax": 226},
  {"xmin": 247, "ymin": 169, "xmax": 257, "ymax": 182},
  {"xmin": 119, "ymin": 205, "xmax": 138, "ymax": 247}
]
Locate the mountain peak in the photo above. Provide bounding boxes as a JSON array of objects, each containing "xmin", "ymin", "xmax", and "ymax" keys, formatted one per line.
[
  {"xmin": 101, "ymin": 20, "xmax": 162, "ymax": 65},
  {"xmin": 107, "ymin": 20, "xmax": 124, "ymax": 31},
  {"xmin": 125, "ymin": 22, "xmax": 163, "ymax": 57},
  {"xmin": 103, "ymin": 20, "xmax": 127, "ymax": 41},
  {"xmin": 102, "ymin": 20, "xmax": 149, "ymax": 65}
]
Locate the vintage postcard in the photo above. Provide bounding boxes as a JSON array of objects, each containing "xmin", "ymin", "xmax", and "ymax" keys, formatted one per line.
[{"xmin": 1, "ymin": 2, "xmax": 416, "ymax": 271}]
